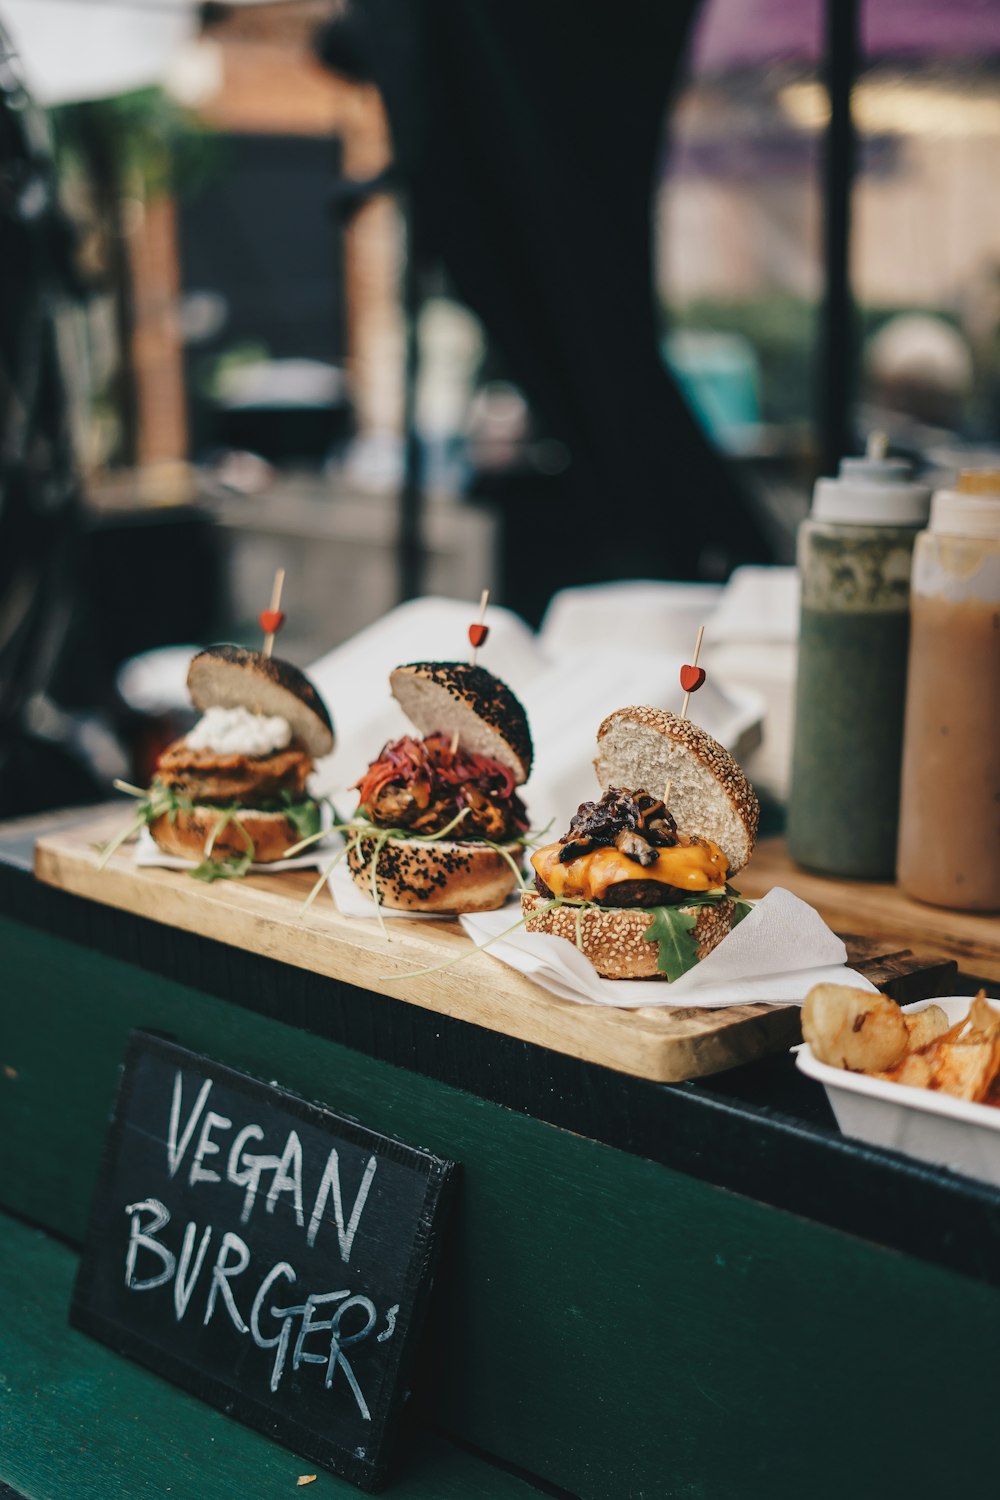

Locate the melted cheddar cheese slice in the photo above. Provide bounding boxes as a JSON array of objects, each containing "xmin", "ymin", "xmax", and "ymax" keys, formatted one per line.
[{"xmin": 531, "ymin": 837, "xmax": 728, "ymax": 903}]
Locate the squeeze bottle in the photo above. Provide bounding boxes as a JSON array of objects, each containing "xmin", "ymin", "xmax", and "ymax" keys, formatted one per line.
[
  {"xmin": 787, "ymin": 435, "xmax": 931, "ymax": 877},
  {"xmin": 896, "ymin": 471, "xmax": 1000, "ymax": 910}
]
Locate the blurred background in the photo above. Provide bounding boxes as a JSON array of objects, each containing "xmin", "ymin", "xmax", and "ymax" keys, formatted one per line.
[{"xmin": 2, "ymin": 0, "xmax": 999, "ymax": 816}]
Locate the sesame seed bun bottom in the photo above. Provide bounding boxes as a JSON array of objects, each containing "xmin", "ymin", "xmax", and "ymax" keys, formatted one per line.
[
  {"xmin": 346, "ymin": 832, "xmax": 523, "ymax": 913},
  {"xmin": 520, "ymin": 890, "xmax": 735, "ymax": 981}
]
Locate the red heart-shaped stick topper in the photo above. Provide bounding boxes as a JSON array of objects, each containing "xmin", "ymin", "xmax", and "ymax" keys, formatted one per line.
[
  {"xmin": 259, "ymin": 609, "xmax": 286, "ymax": 635},
  {"xmin": 680, "ymin": 664, "xmax": 706, "ymax": 693},
  {"xmin": 468, "ymin": 623, "xmax": 489, "ymax": 649}
]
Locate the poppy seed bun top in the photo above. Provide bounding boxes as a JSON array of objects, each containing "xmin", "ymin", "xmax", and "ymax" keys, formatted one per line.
[
  {"xmin": 594, "ymin": 706, "xmax": 758, "ymax": 875},
  {"xmin": 390, "ymin": 661, "xmax": 532, "ymax": 784},
  {"xmin": 187, "ymin": 645, "xmax": 334, "ymax": 759}
]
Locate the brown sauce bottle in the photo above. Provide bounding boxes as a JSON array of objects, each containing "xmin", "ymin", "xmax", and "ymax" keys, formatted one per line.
[{"xmin": 897, "ymin": 472, "xmax": 1000, "ymax": 911}]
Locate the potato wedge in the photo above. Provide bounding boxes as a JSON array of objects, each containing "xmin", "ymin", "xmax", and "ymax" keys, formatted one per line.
[
  {"xmin": 881, "ymin": 1051, "xmax": 935, "ymax": 1090},
  {"xmin": 802, "ymin": 984, "xmax": 908, "ymax": 1073},
  {"xmin": 904, "ymin": 1005, "xmax": 951, "ymax": 1051},
  {"xmin": 960, "ymin": 992, "xmax": 1000, "ymax": 1045}
]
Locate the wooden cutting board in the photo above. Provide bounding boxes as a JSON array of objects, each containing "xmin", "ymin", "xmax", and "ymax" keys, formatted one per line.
[
  {"xmin": 740, "ymin": 838, "xmax": 1000, "ymax": 983},
  {"xmin": 32, "ymin": 808, "xmax": 955, "ymax": 1084}
]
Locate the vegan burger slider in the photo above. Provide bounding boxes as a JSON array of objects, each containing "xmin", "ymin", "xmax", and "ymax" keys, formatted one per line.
[
  {"xmin": 150, "ymin": 645, "xmax": 334, "ymax": 868},
  {"xmin": 347, "ymin": 661, "xmax": 533, "ymax": 913},
  {"xmin": 523, "ymin": 706, "xmax": 758, "ymax": 979}
]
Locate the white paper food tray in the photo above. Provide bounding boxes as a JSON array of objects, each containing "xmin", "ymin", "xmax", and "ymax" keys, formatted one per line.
[{"xmin": 796, "ymin": 997, "xmax": 1000, "ymax": 1187}]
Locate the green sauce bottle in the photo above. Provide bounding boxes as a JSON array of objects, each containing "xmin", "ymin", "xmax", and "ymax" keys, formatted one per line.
[{"xmin": 787, "ymin": 435, "xmax": 930, "ymax": 878}]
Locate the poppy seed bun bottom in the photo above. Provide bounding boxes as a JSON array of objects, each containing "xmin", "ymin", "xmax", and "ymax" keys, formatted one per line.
[
  {"xmin": 347, "ymin": 832, "xmax": 522, "ymax": 913},
  {"xmin": 149, "ymin": 806, "xmax": 306, "ymax": 865},
  {"xmin": 520, "ymin": 891, "xmax": 735, "ymax": 980}
]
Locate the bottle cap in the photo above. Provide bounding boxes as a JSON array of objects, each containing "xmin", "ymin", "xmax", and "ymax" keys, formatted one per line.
[
  {"xmin": 930, "ymin": 481, "xmax": 1000, "ymax": 539},
  {"xmin": 811, "ymin": 432, "xmax": 931, "ymax": 525}
]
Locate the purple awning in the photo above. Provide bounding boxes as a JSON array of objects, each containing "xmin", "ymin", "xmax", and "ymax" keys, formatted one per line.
[{"xmin": 692, "ymin": 0, "xmax": 1000, "ymax": 72}]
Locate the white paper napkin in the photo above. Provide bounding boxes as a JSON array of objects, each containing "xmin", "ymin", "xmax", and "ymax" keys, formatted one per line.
[
  {"xmin": 134, "ymin": 825, "xmax": 339, "ymax": 874},
  {"xmin": 703, "ymin": 565, "xmax": 800, "ymax": 644},
  {"xmin": 459, "ymin": 887, "xmax": 876, "ymax": 1009}
]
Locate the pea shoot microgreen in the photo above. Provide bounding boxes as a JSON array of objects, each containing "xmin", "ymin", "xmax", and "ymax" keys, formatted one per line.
[
  {"xmin": 97, "ymin": 779, "xmax": 327, "ymax": 881},
  {"xmin": 290, "ymin": 806, "xmax": 548, "ymax": 926}
]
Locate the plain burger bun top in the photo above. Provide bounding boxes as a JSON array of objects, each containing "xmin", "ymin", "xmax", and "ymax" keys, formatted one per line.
[
  {"xmin": 187, "ymin": 645, "xmax": 335, "ymax": 759},
  {"xmin": 594, "ymin": 705, "xmax": 758, "ymax": 876},
  {"xmin": 390, "ymin": 661, "xmax": 533, "ymax": 785}
]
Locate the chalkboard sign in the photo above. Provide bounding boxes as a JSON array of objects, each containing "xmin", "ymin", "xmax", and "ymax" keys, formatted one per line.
[{"xmin": 72, "ymin": 1032, "xmax": 457, "ymax": 1491}]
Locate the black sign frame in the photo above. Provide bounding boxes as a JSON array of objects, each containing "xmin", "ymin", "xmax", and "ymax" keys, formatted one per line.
[{"xmin": 71, "ymin": 1031, "xmax": 457, "ymax": 1491}]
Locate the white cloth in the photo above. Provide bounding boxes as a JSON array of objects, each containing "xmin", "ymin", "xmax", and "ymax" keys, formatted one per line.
[
  {"xmin": 458, "ymin": 887, "xmax": 876, "ymax": 1009},
  {"xmin": 704, "ymin": 566, "xmax": 800, "ymax": 644},
  {"xmin": 3, "ymin": 1, "xmax": 197, "ymax": 107}
]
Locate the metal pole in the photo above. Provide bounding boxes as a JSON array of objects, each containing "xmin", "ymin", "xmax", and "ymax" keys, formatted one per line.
[
  {"xmin": 398, "ymin": 194, "xmax": 423, "ymax": 602},
  {"xmin": 819, "ymin": 0, "xmax": 860, "ymax": 475}
]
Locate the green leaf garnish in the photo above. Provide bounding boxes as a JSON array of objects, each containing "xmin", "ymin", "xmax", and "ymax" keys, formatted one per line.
[
  {"xmin": 641, "ymin": 886, "xmax": 751, "ymax": 981},
  {"xmin": 274, "ymin": 792, "xmax": 323, "ymax": 845},
  {"xmin": 642, "ymin": 905, "xmax": 702, "ymax": 982}
]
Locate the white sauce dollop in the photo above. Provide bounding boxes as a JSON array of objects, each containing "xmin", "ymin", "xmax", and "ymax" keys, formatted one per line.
[{"xmin": 185, "ymin": 705, "xmax": 292, "ymax": 757}]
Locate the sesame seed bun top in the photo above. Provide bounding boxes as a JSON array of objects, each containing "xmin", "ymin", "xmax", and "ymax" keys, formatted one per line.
[
  {"xmin": 187, "ymin": 645, "xmax": 334, "ymax": 759},
  {"xmin": 390, "ymin": 661, "xmax": 533, "ymax": 784},
  {"xmin": 593, "ymin": 706, "xmax": 758, "ymax": 876}
]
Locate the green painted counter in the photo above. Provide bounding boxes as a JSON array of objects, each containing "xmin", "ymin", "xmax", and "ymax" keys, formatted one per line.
[
  {"xmin": 3, "ymin": 816, "xmax": 1000, "ymax": 1498},
  {"xmin": 0, "ymin": 1216, "xmax": 536, "ymax": 1500}
]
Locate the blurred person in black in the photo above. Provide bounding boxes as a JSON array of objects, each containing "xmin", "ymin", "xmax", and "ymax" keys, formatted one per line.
[
  {"xmin": 318, "ymin": 0, "xmax": 774, "ymax": 621},
  {"xmin": 0, "ymin": 30, "xmax": 222, "ymax": 819},
  {"xmin": 0, "ymin": 31, "xmax": 102, "ymax": 818}
]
